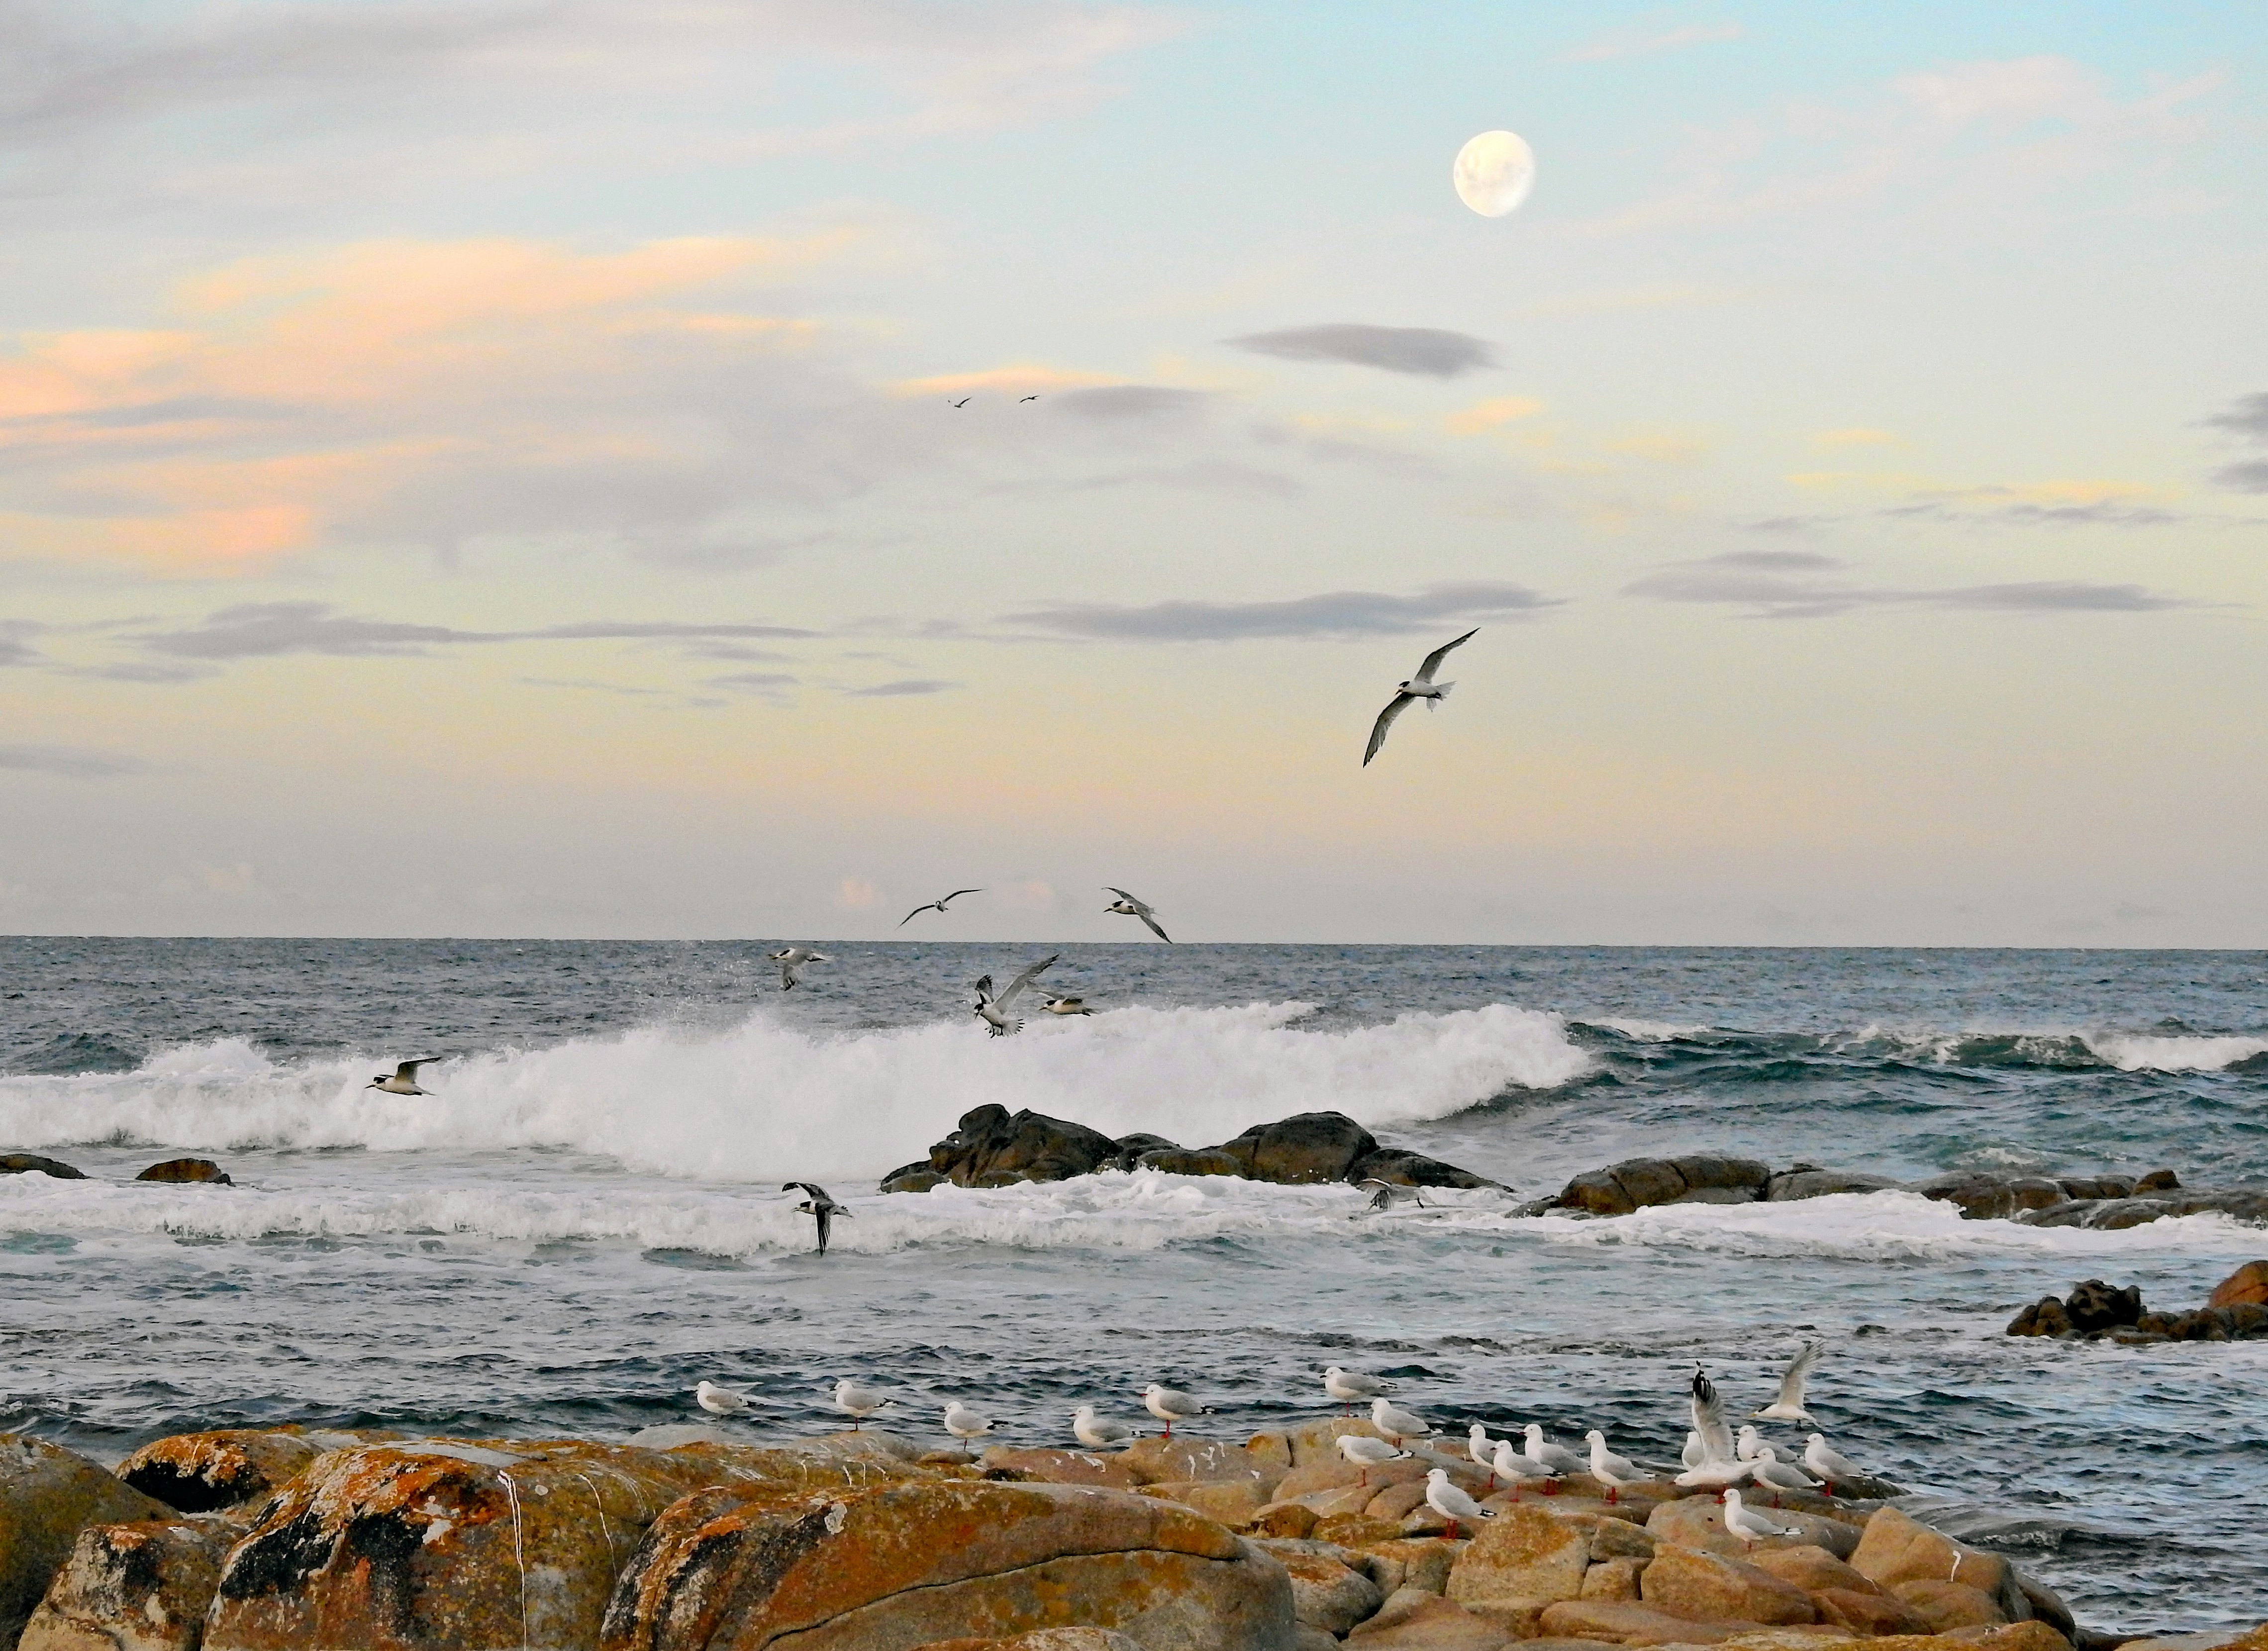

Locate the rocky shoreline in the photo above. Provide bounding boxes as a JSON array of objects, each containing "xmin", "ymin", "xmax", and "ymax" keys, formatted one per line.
[
  {"xmin": 5, "ymin": 1415, "xmax": 2257, "ymax": 1651},
  {"xmin": 2006, "ymin": 1264, "xmax": 2268, "ymax": 1343}
]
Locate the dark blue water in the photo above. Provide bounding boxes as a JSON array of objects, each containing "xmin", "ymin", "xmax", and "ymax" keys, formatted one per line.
[{"xmin": 1, "ymin": 940, "xmax": 2264, "ymax": 1631}]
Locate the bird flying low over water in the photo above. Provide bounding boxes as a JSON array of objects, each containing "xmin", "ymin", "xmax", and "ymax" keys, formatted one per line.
[
  {"xmin": 1364, "ymin": 627, "xmax": 1477, "ymax": 767},
  {"xmin": 768, "ymin": 948, "xmax": 828, "ymax": 990},
  {"xmin": 1035, "ymin": 991, "xmax": 1092, "ymax": 1016},
  {"xmin": 900, "ymin": 889, "xmax": 982, "ymax": 926},
  {"xmin": 1103, "ymin": 887, "xmax": 1171, "ymax": 943},
  {"xmin": 784, "ymin": 1182, "xmax": 849, "ymax": 1254},
  {"xmin": 1753, "ymin": 1340, "xmax": 1824, "ymax": 1422},
  {"xmin": 973, "ymin": 954, "xmax": 1059, "ymax": 1036},
  {"xmin": 369, "ymin": 1058, "xmax": 442, "ymax": 1095}
]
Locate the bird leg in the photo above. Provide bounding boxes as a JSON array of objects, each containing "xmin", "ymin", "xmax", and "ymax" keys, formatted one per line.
[
  {"xmin": 1445, "ymin": 1519, "xmax": 1462, "ymax": 1541},
  {"xmin": 1606, "ymin": 1486, "xmax": 1618, "ymax": 1505}
]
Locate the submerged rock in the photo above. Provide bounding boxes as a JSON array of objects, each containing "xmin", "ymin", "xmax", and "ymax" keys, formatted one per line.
[
  {"xmin": 598, "ymin": 1477, "xmax": 1298, "ymax": 1651},
  {"xmin": 134, "ymin": 1160, "xmax": 231, "ymax": 1186},
  {"xmin": 921, "ymin": 1106, "xmax": 1124, "ymax": 1188},
  {"xmin": 19, "ymin": 1514, "xmax": 245, "ymax": 1651},
  {"xmin": 0, "ymin": 1155, "xmax": 85, "ymax": 1180},
  {"xmin": 1213, "ymin": 1113, "xmax": 1380, "ymax": 1184},
  {"xmin": 1, "ymin": 1436, "xmax": 173, "ymax": 1650},
  {"xmin": 1552, "ymin": 1156, "xmax": 1772, "ymax": 1216},
  {"xmin": 1346, "ymin": 1150, "xmax": 1503, "ymax": 1191}
]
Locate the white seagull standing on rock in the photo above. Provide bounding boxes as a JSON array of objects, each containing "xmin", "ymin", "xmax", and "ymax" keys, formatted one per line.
[
  {"xmin": 1423, "ymin": 1468, "xmax": 1493, "ymax": 1540},
  {"xmin": 1363, "ymin": 628, "xmax": 1477, "ymax": 767},
  {"xmin": 943, "ymin": 1401, "xmax": 995, "ymax": 1447},
  {"xmin": 1102, "ymin": 887, "xmax": 1172, "ymax": 943},
  {"xmin": 972, "ymin": 953, "xmax": 1059, "ymax": 1037},
  {"xmin": 1586, "ymin": 1431, "xmax": 1646, "ymax": 1504},
  {"xmin": 1803, "ymin": 1433, "xmax": 1864, "ymax": 1492},
  {"xmin": 1073, "ymin": 1405, "xmax": 1144, "ymax": 1450},
  {"xmin": 767, "ymin": 948, "xmax": 829, "ymax": 990},
  {"xmin": 1140, "ymin": 1383, "xmax": 1215, "ymax": 1438},
  {"xmin": 1324, "ymin": 1366, "xmax": 1394, "ymax": 1414},
  {"xmin": 1524, "ymin": 1423, "xmax": 1587, "ymax": 1477},
  {"xmin": 1337, "ymin": 1434, "xmax": 1407, "ymax": 1486},
  {"xmin": 369, "ymin": 1058, "xmax": 442, "ymax": 1095},
  {"xmin": 696, "ymin": 1380, "xmax": 750, "ymax": 1417},
  {"xmin": 1491, "ymin": 1437, "xmax": 1556, "ymax": 1499},
  {"xmin": 1371, "ymin": 1395, "xmax": 1434, "ymax": 1446},
  {"xmin": 1753, "ymin": 1340, "xmax": 1824, "ymax": 1423},
  {"xmin": 1723, "ymin": 1487, "xmax": 1800, "ymax": 1552},
  {"xmin": 829, "ymin": 1378, "xmax": 893, "ymax": 1428}
]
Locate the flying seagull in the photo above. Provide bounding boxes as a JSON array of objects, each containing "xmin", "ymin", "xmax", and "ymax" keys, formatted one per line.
[
  {"xmin": 1363, "ymin": 627, "xmax": 1477, "ymax": 767},
  {"xmin": 767, "ymin": 947, "xmax": 829, "ymax": 990},
  {"xmin": 1035, "ymin": 992, "xmax": 1093, "ymax": 1016},
  {"xmin": 369, "ymin": 1058, "xmax": 442, "ymax": 1095},
  {"xmin": 900, "ymin": 888, "xmax": 983, "ymax": 926},
  {"xmin": 1676, "ymin": 1366, "xmax": 1756, "ymax": 1493},
  {"xmin": 1354, "ymin": 1178, "xmax": 1428, "ymax": 1215},
  {"xmin": 1019, "ymin": 394, "xmax": 1039, "ymax": 402},
  {"xmin": 1753, "ymin": 1340, "xmax": 1824, "ymax": 1423},
  {"xmin": 973, "ymin": 953, "xmax": 1059, "ymax": 1036},
  {"xmin": 949, "ymin": 396, "xmax": 971, "ymax": 407},
  {"xmin": 784, "ymin": 1182, "xmax": 850, "ymax": 1255},
  {"xmin": 1102, "ymin": 887, "xmax": 1171, "ymax": 943}
]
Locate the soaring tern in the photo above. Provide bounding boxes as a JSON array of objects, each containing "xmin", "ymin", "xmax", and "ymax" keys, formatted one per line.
[
  {"xmin": 1363, "ymin": 628, "xmax": 1476, "ymax": 767},
  {"xmin": 1102, "ymin": 887, "xmax": 1172, "ymax": 943}
]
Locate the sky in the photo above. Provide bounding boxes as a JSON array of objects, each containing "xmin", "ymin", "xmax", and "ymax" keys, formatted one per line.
[{"xmin": 2, "ymin": 0, "xmax": 2265, "ymax": 945}]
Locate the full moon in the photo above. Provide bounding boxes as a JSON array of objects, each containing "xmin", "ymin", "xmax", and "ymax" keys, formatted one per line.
[{"xmin": 1453, "ymin": 130, "xmax": 1535, "ymax": 218}]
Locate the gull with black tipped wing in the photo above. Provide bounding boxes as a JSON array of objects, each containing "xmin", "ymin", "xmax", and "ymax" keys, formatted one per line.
[{"xmin": 1364, "ymin": 627, "xmax": 1477, "ymax": 767}]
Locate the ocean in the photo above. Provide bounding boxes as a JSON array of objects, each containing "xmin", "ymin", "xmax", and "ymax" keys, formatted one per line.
[{"xmin": 2, "ymin": 939, "xmax": 2264, "ymax": 1631}]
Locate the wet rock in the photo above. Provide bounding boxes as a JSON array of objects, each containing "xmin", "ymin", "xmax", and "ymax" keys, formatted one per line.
[
  {"xmin": 1766, "ymin": 1170, "xmax": 1905, "ymax": 1200},
  {"xmin": 203, "ymin": 1438, "xmax": 757, "ymax": 1651},
  {"xmin": 880, "ymin": 1163, "xmax": 947, "ymax": 1194},
  {"xmin": 1, "ymin": 1437, "xmax": 175, "ymax": 1650},
  {"xmin": 2006, "ymin": 1297, "xmax": 2073, "ymax": 1338},
  {"xmin": 0, "ymin": 1155, "xmax": 85, "ymax": 1180},
  {"xmin": 2207, "ymin": 1261, "xmax": 2268, "ymax": 1309},
  {"xmin": 2136, "ymin": 1168, "xmax": 2181, "ymax": 1192},
  {"xmin": 1345, "ymin": 1593, "xmax": 1513, "ymax": 1648},
  {"xmin": 1216, "ymin": 1113, "xmax": 1379, "ymax": 1185},
  {"xmin": 19, "ymin": 1514, "xmax": 244, "ymax": 1651},
  {"xmin": 134, "ymin": 1160, "xmax": 231, "ymax": 1186},
  {"xmin": 1346, "ymin": 1151, "xmax": 1505, "ymax": 1191},
  {"xmin": 2052, "ymin": 1175, "xmax": 2135, "ymax": 1202},
  {"xmin": 117, "ymin": 1428, "xmax": 396, "ymax": 1516},
  {"xmin": 924, "ymin": 1106, "xmax": 1124, "ymax": 1188},
  {"xmin": 1639, "ymin": 1542, "xmax": 1815, "ymax": 1627},
  {"xmin": 1672, "ymin": 1155, "xmax": 1774, "ymax": 1197},
  {"xmin": 1135, "ymin": 1149, "xmax": 1247, "ymax": 1177},
  {"xmin": 1553, "ymin": 1157, "xmax": 1770, "ymax": 1216},
  {"xmin": 1917, "ymin": 1174, "xmax": 2070, "ymax": 1221},
  {"xmin": 599, "ymin": 1477, "xmax": 1297, "ymax": 1651},
  {"xmin": 1445, "ymin": 1503, "xmax": 1590, "ymax": 1607},
  {"xmin": 1110, "ymin": 1134, "xmax": 1180, "ymax": 1170},
  {"xmin": 2063, "ymin": 1280, "xmax": 2143, "ymax": 1333}
]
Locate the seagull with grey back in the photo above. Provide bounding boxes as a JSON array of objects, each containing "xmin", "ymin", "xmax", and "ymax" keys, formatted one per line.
[
  {"xmin": 369, "ymin": 1058, "xmax": 442, "ymax": 1095},
  {"xmin": 1363, "ymin": 627, "xmax": 1476, "ymax": 766},
  {"xmin": 768, "ymin": 947, "xmax": 828, "ymax": 990},
  {"xmin": 784, "ymin": 1182, "xmax": 849, "ymax": 1255},
  {"xmin": 973, "ymin": 953, "xmax": 1059, "ymax": 1036},
  {"xmin": 1102, "ymin": 887, "xmax": 1172, "ymax": 943},
  {"xmin": 1753, "ymin": 1340, "xmax": 1824, "ymax": 1422}
]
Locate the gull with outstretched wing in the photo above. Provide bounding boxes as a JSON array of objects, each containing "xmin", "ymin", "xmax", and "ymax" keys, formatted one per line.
[
  {"xmin": 973, "ymin": 953, "xmax": 1060, "ymax": 1036},
  {"xmin": 1364, "ymin": 627, "xmax": 1477, "ymax": 767},
  {"xmin": 1103, "ymin": 887, "xmax": 1172, "ymax": 943}
]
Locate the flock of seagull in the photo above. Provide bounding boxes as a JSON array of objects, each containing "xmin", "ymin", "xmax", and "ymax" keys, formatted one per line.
[{"xmin": 690, "ymin": 1340, "xmax": 1880, "ymax": 1548}]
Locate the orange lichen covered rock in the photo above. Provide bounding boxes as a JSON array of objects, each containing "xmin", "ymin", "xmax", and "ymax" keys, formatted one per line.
[
  {"xmin": 1445, "ymin": 1504, "xmax": 1590, "ymax": 1606},
  {"xmin": 978, "ymin": 1450, "xmax": 1145, "ymax": 1491},
  {"xmin": 117, "ymin": 1429, "xmax": 398, "ymax": 1516},
  {"xmin": 2, "ymin": 1436, "xmax": 175, "ymax": 1651},
  {"xmin": 19, "ymin": 1515, "xmax": 245, "ymax": 1651},
  {"xmin": 2208, "ymin": 1262, "xmax": 2268, "ymax": 1309},
  {"xmin": 1640, "ymin": 1543, "xmax": 1816, "ymax": 1627},
  {"xmin": 599, "ymin": 1476, "xmax": 1297, "ymax": 1651}
]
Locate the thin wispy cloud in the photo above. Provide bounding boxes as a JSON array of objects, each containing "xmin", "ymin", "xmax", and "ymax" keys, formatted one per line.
[
  {"xmin": 1225, "ymin": 325, "xmax": 1497, "ymax": 378},
  {"xmin": 1007, "ymin": 581, "xmax": 1561, "ymax": 642},
  {"xmin": 2203, "ymin": 391, "xmax": 2268, "ymax": 491},
  {"xmin": 1625, "ymin": 551, "xmax": 2195, "ymax": 619},
  {"xmin": 0, "ymin": 743, "xmax": 149, "ymax": 777},
  {"xmin": 1561, "ymin": 21, "xmax": 1744, "ymax": 64},
  {"xmin": 137, "ymin": 603, "xmax": 816, "ymax": 661},
  {"xmin": 842, "ymin": 679, "xmax": 957, "ymax": 697},
  {"xmin": 1050, "ymin": 386, "xmax": 1212, "ymax": 421}
]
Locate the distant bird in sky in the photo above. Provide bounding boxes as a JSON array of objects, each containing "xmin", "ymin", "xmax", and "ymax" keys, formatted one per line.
[
  {"xmin": 1019, "ymin": 394, "xmax": 1038, "ymax": 402},
  {"xmin": 1103, "ymin": 887, "xmax": 1171, "ymax": 943},
  {"xmin": 696, "ymin": 1379, "xmax": 750, "ymax": 1417},
  {"xmin": 1753, "ymin": 1340, "xmax": 1824, "ymax": 1423},
  {"xmin": 1035, "ymin": 991, "xmax": 1092, "ymax": 1016},
  {"xmin": 369, "ymin": 1058, "xmax": 441, "ymax": 1095},
  {"xmin": 973, "ymin": 953, "xmax": 1059, "ymax": 1036},
  {"xmin": 1363, "ymin": 627, "xmax": 1477, "ymax": 767},
  {"xmin": 785, "ymin": 1181, "xmax": 849, "ymax": 1254},
  {"xmin": 949, "ymin": 396, "xmax": 970, "ymax": 407},
  {"xmin": 900, "ymin": 888, "xmax": 983, "ymax": 926},
  {"xmin": 830, "ymin": 1377, "xmax": 893, "ymax": 1428},
  {"xmin": 768, "ymin": 947, "xmax": 828, "ymax": 990}
]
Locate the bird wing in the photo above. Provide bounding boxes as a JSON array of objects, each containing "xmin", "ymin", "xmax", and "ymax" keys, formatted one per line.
[
  {"xmin": 1412, "ymin": 628, "xmax": 1478, "ymax": 686},
  {"xmin": 1776, "ymin": 1340, "xmax": 1823, "ymax": 1409},
  {"xmin": 996, "ymin": 953, "xmax": 1060, "ymax": 1008},
  {"xmin": 941, "ymin": 889, "xmax": 982, "ymax": 904},
  {"xmin": 1691, "ymin": 1369, "xmax": 1736, "ymax": 1463},
  {"xmin": 1138, "ymin": 910, "xmax": 1172, "ymax": 943},
  {"xmin": 972, "ymin": 974, "xmax": 995, "ymax": 1004},
  {"xmin": 1103, "ymin": 886, "xmax": 1148, "ymax": 911},
  {"xmin": 782, "ymin": 1181, "xmax": 834, "ymax": 1202},
  {"xmin": 1364, "ymin": 693, "xmax": 1414, "ymax": 765},
  {"xmin": 897, "ymin": 906, "xmax": 930, "ymax": 926}
]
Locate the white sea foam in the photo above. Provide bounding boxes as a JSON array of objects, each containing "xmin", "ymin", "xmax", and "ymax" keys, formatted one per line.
[
  {"xmin": 0, "ymin": 1001, "xmax": 1590, "ymax": 1183},
  {"xmin": 2084, "ymin": 1034, "xmax": 2268, "ymax": 1073},
  {"xmin": 1526, "ymin": 1189, "xmax": 2265, "ymax": 1263}
]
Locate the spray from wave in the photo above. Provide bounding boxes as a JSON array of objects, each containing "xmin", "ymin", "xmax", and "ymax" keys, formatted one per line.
[{"xmin": 0, "ymin": 1002, "xmax": 1591, "ymax": 1183}]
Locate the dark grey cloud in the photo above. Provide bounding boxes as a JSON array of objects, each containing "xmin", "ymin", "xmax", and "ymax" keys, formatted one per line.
[
  {"xmin": 1625, "ymin": 553, "xmax": 2194, "ymax": 618},
  {"xmin": 2202, "ymin": 392, "xmax": 2268, "ymax": 438},
  {"xmin": 1051, "ymin": 387, "xmax": 1211, "ymax": 421},
  {"xmin": 0, "ymin": 635, "xmax": 37, "ymax": 668},
  {"xmin": 842, "ymin": 678, "xmax": 955, "ymax": 696},
  {"xmin": 0, "ymin": 742, "xmax": 148, "ymax": 777},
  {"xmin": 1008, "ymin": 580, "xmax": 1560, "ymax": 643},
  {"xmin": 138, "ymin": 602, "xmax": 817, "ymax": 660},
  {"xmin": 2211, "ymin": 459, "xmax": 2268, "ymax": 493},
  {"xmin": 1224, "ymin": 324, "xmax": 1496, "ymax": 378},
  {"xmin": 1881, "ymin": 495, "xmax": 2186, "ymax": 529}
]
